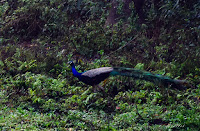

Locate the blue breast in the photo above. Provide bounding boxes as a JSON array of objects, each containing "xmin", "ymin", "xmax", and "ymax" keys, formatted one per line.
[
  {"xmin": 71, "ymin": 65, "xmax": 111, "ymax": 86},
  {"xmin": 71, "ymin": 65, "xmax": 82, "ymax": 77}
]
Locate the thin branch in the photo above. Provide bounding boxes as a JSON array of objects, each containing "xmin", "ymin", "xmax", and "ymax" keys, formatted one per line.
[{"xmin": 105, "ymin": 35, "xmax": 139, "ymax": 58}]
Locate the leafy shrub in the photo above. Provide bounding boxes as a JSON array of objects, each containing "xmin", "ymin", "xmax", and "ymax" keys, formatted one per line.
[{"xmin": 0, "ymin": 0, "xmax": 200, "ymax": 130}]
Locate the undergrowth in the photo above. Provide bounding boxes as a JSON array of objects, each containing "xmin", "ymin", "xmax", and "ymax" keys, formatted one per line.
[
  {"xmin": 0, "ymin": 45, "xmax": 200, "ymax": 130},
  {"xmin": 0, "ymin": 0, "xmax": 200, "ymax": 130}
]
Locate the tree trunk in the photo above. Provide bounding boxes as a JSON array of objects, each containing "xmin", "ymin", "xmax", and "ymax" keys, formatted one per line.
[
  {"xmin": 105, "ymin": 0, "xmax": 119, "ymax": 26},
  {"xmin": 105, "ymin": 0, "xmax": 146, "ymax": 26}
]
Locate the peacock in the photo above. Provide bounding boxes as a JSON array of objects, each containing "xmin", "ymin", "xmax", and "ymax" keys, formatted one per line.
[{"xmin": 69, "ymin": 61, "xmax": 187, "ymax": 90}]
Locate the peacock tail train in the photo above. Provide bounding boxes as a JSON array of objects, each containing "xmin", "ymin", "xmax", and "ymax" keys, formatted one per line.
[{"xmin": 110, "ymin": 67, "xmax": 187, "ymax": 89}]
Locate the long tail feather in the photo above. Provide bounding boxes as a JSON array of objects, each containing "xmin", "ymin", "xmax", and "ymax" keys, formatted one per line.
[{"xmin": 110, "ymin": 67, "xmax": 187, "ymax": 90}]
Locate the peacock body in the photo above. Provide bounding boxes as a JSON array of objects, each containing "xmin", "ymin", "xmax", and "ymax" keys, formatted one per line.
[{"xmin": 69, "ymin": 61, "xmax": 186, "ymax": 90}]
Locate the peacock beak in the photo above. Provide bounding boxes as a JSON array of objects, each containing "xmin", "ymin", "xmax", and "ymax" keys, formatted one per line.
[{"xmin": 68, "ymin": 61, "xmax": 73, "ymax": 65}]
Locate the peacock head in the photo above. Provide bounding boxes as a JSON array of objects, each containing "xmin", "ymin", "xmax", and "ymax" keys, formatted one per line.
[{"xmin": 68, "ymin": 61, "xmax": 75, "ymax": 67}]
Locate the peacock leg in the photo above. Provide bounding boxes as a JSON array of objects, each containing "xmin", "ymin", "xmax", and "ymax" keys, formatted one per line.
[
  {"xmin": 97, "ymin": 84, "xmax": 104, "ymax": 91},
  {"xmin": 93, "ymin": 85, "xmax": 104, "ymax": 92},
  {"xmin": 93, "ymin": 85, "xmax": 97, "ymax": 92}
]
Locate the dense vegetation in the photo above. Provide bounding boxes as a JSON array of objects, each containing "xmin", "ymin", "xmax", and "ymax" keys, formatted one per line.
[{"xmin": 0, "ymin": 0, "xmax": 200, "ymax": 130}]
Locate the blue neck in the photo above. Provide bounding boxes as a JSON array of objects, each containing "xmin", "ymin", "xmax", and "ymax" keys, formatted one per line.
[{"xmin": 71, "ymin": 64, "xmax": 82, "ymax": 77}]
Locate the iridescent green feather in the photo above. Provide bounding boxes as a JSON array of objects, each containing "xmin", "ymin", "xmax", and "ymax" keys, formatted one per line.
[{"xmin": 111, "ymin": 67, "xmax": 186, "ymax": 89}]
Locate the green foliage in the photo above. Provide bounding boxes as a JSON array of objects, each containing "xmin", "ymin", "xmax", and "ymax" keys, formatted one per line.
[
  {"xmin": 0, "ymin": 0, "xmax": 200, "ymax": 130},
  {"xmin": 0, "ymin": 45, "xmax": 200, "ymax": 130}
]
